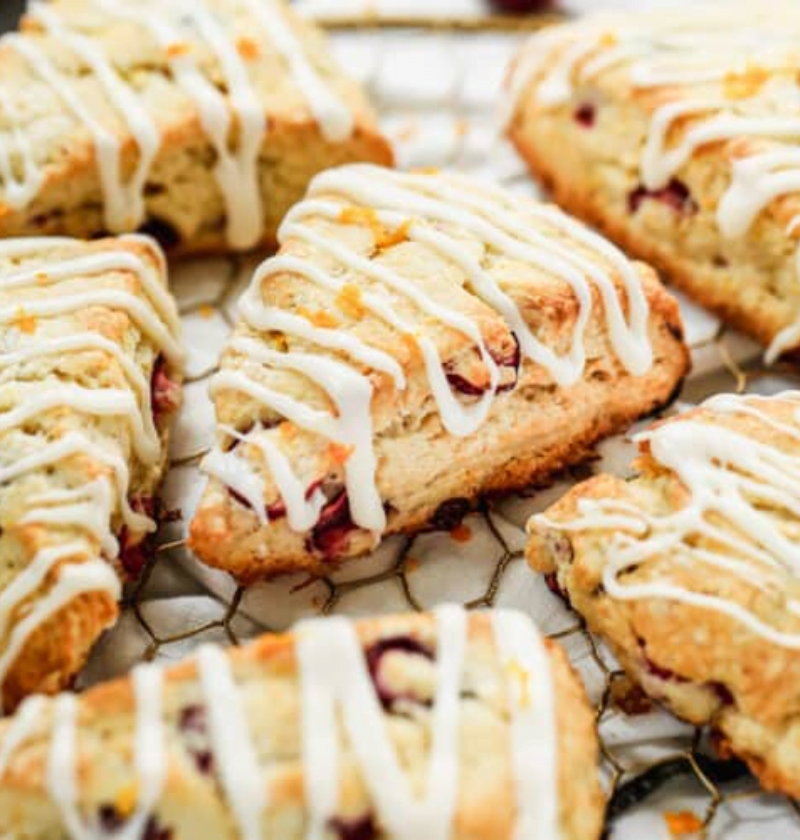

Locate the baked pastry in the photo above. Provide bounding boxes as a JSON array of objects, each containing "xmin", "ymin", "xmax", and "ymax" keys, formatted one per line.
[
  {"xmin": 506, "ymin": 2, "xmax": 800, "ymax": 361},
  {"xmin": 527, "ymin": 391, "xmax": 800, "ymax": 797},
  {"xmin": 0, "ymin": 234, "xmax": 183, "ymax": 712},
  {"xmin": 188, "ymin": 163, "xmax": 690, "ymax": 579},
  {"xmin": 0, "ymin": 605, "xmax": 603, "ymax": 839},
  {"xmin": 0, "ymin": 0, "xmax": 391, "ymax": 253}
]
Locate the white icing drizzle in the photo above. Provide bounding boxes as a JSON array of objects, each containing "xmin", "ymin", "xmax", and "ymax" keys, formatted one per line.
[
  {"xmin": 536, "ymin": 391, "xmax": 800, "ymax": 648},
  {"xmin": 514, "ymin": 6, "xmax": 800, "ymax": 360},
  {"xmin": 28, "ymin": 2, "xmax": 160, "ymax": 232},
  {"xmin": 0, "ymin": 694, "xmax": 45, "ymax": 778},
  {"xmin": 490, "ymin": 610, "xmax": 558, "ymax": 840},
  {"xmin": 196, "ymin": 644, "xmax": 266, "ymax": 840},
  {"xmin": 47, "ymin": 665, "xmax": 165, "ymax": 840},
  {"xmin": 0, "ymin": 237, "xmax": 180, "ymax": 706},
  {"xmin": 0, "ymin": 0, "xmax": 354, "ymax": 248},
  {"xmin": 203, "ymin": 164, "xmax": 653, "ymax": 539},
  {"xmin": 239, "ymin": 0, "xmax": 354, "ymax": 143},
  {"xmin": 0, "ymin": 607, "xmax": 559, "ymax": 838},
  {"xmin": 297, "ymin": 605, "xmax": 556, "ymax": 839}
]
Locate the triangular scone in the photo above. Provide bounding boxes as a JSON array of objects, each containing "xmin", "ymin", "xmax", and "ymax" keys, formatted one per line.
[
  {"xmin": 0, "ymin": 235, "xmax": 183, "ymax": 711},
  {"xmin": 0, "ymin": 606, "xmax": 603, "ymax": 839},
  {"xmin": 189, "ymin": 164, "xmax": 690, "ymax": 579},
  {"xmin": 527, "ymin": 392, "xmax": 800, "ymax": 797},
  {"xmin": 506, "ymin": 2, "xmax": 800, "ymax": 360},
  {"xmin": 0, "ymin": 0, "xmax": 391, "ymax": 253}
]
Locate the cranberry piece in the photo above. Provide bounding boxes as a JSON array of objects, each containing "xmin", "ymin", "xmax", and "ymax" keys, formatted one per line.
[
  {"xmin": 489, "ymin": 0, "xmax": 555, "ymax": 11},
  {"xmin": 98, "ymin": 805, "xmax": 125, "ymax": 832},
  {"xmin": 544, "ymin": 572, "xmax": 571, "ymax": 606},
  {"xmin": 138, "ymin": 217, "xmax": 182, "ymax": 250},
  {"xmin": 709, "ymin": 682, "xmax": 734, "ymax": 706},
  {"xmin": 151, "ymin": 357, "xmax": 181, "ymax": 420},
  {"xmin": 430, "ymin": 497, "xmax": 471, "ymax": 531},
  {"xmin": 97, "ymin": 807, "xmax": 172, "ymax": 840},
  {"xmin": 628, "ymin": 179, "xmax": 697, "ymax": 215},
  {"xmin": 445, "ymin": 370, "xmax": 487, "ymax": 397},
  {"xmin": 178, "ymin": 704, "xmax": 214, "ymax": 776},
  {"xmin": 328, "ymin": 814, "xmax": 377, "ymax": 840},
  {"xmin": 143, "ymin": 817, "xmax": 174, "ymax": 840},
  {"xmin": 365, "ymin": 636, "xmax": 434, "ymax": 710},
  {"xmin": 178, "ymin": 704, "xmax": 206, "ymax": 733},
  {"xmin": 310, "ymin": 492, "xmax": 356, "ymax": 559},
  {"xmin": 574, "ymin": 103, "xmax": 596, "ymax": 127},
  {"xmin": 118, "ymin": 531, "xmax": 148, "ymax": 579}
]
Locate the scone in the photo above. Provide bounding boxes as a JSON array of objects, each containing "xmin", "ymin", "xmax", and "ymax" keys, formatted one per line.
[
  {"xmin": 0, "ymin": 606, "xmax": 603, "ymax": 839},
  {"xmin": 527, "ymin": 391, "xmax": 800, "ymax": 797},
  {"xmin": 0, "ymin": 235, "xmax": 183, "ymax": 712},
  {"xmin": 189, "ymin": 163, "xmax": 690, "ymax": 580},
  {"xmin": 506, "ymin": 2, "xmax": 800, "ymax": 360},
  {"xmin": 0, "ymin": 0, "xmax": 391, "ymax": 253}
]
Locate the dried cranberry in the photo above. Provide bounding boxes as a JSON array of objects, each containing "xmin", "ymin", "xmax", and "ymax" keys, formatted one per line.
[
  {"xmin": 178, "ymin": 705, "xmax": 214, "ymax": 776},
  {"xmin": 574, "ymin": 103, "xmax": 596, "ymax": 127},
  {"xmin": 365, "ymin": 636, "xmax": 434, "ymax": 710},
  {"xmin": 138, "ymin": 217, "xmax": 181, "ymax": 250},
  {"xmin": 489, "ymin": 0, "xmax": 555, "ymax": 11},
  {"xmin": 143, "ymin": 816, "xmax": 174, "ymax": 840},
  {"xmin": 430, "ymin": 498, "xmax": 471, "ymax": 530},
  {"xmin": 628, "ymin": 179, "xmax": 697, "ymax": 215},
  {"xmin": 118, "ymin": 530, "xmax": 148, "ymax": 579},
  {"xmin": 445, "ymin": 369, "xmax": 487, "ymax": 397},
  {"xmin": 98, "ymin": 805, "xmax": 125, "ymax": 832},
  {"xmin": 178, "ymin": 704, "xmax": 207, "ymax": 733},
  {"xmin": 310, "ymin": 492, "xmax": 356, "ymax": 559},
  {"xmin": 544, "ymin": 572, "xmax": 571, "ymax": 606},
  {"xmin": 96, "ymin": 807, "xmax": 172, "ymax": 839},
  {"xmin": 709, "ymin": 682, "xmax": 734, "ymax": 706},
  {"xmin": 151, "ymin": 357, "xmax": 181, "ymax": 420},
  {"xmin": 328, "ymin": 814, "xmax": 377, "ymax": 840}
]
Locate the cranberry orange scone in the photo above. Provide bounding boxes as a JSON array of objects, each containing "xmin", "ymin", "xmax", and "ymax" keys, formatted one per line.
[
  {"xmin": 189, "ymin": 164, "xmax": 689, "ymax": 579},
  {"xmin": 527, "ymin": 392, "xmax": 800, "ymax": 796},
  {"xmin": 0, "ymin": 606, "xmax": 603, "ymax": 839},
  {"xmin": 506, "ymin": 3, "xmax": 800, "ymax": 360},
  {"xmin": 0, "ymin": 0, "xmax": 391, "ymax": 253},
  {"xmin": 0, "ymin": 235, "xmax": 183, "ymax": 712}
]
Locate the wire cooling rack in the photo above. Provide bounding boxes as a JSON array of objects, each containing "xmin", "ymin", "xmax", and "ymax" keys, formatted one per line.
[{"xmin": 77, "ymin": 9, "xmax": 800, "ymax": 839}]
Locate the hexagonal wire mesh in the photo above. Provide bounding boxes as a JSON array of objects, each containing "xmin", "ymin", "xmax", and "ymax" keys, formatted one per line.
[{"xmin": 75, "ymin": 13, "xmax": 800, "ymax": 840}]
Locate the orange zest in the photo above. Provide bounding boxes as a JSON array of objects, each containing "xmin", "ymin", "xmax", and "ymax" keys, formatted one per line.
[
  {"xmin": 664, "ymin": 811, "xmax": 703, "ymax": 837},
  {"xmin": 328, "ymin": 442, "xmax": 354, "ymax": 465},
  {"xmin": 338, "ymin": 206, "xmax": 410, "ymax": 250},
  {"xmin": 449, "ymin": 523, "xmax": 472, "ymax": 543},
  {"xmin": 12, "ymin": 308, "xmax": 37, "ymax": 334},
  {"xmin": 335, "ymin": 283, "xmax": 366, "ymax": 319},
  {"xmin": 278, "ymin": 421, "xmax": 297, "ymax": 441},
  {"xmin": 166, "ymin": 41, "xmax": 190, "ymax": 58},
  {"xmin": 197, "ymin": 303, "xmax": 216, "ymax": 319},
  {"xmin": 236, "ymin": 36, "xmax": 260, "ymax": 60},
  {"xmin": 297, "ymin": 306, "xmax": 339, "ymax": 328},
  {"xmin": 724, "ymin": 65, "xmax": 769, "ymax": 99}
]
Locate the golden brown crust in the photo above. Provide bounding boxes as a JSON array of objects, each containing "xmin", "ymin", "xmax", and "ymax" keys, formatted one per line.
[
  {"xmin": 0, "ymin": 610, "xmax": 604, "ymax": 840},
  {"xmin": 188, "ymin": 166, "xmax": 689, "ymax": 581},
  {"xmin": 526, "ymin": 395, "xmax": 800, "ymax": 797}
]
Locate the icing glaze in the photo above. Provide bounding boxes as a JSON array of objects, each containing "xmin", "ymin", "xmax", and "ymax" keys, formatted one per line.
[
  {"xmin": 0, "ymin": 237, "xmax": 179, "ymax": 707},
  {"xmin": 0, "ymin": 606, "xmax": 558, "ymax": 838},
  {"xmin": 202, "ymin": 164, "xmax": 654, "ymax": 539},
  {"xmin": 536, "ymin": 391, "xmax": 800, "ymax": 648},
  {"xmin": 0, "ymin": 0, "xmax": 353, "ymax": 248},
  {"xmin": 510, "ymin": 5, "xmax": 800, "ymax": 360}
]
